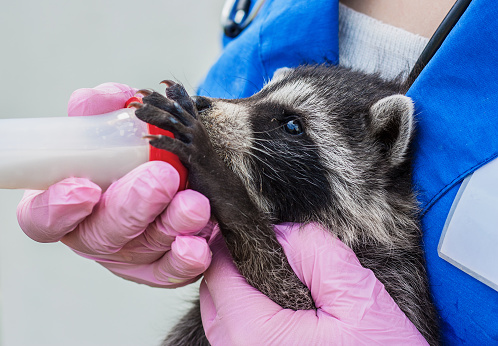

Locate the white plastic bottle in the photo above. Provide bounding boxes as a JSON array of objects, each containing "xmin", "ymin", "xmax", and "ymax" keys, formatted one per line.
[{"xmin": 0, "ymin": 109, "xmax": 187, "ymax": 190}]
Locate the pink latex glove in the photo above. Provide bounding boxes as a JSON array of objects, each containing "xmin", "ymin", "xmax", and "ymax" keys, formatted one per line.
[
  {"xmin": 16, "ymin": 82, "xmax": 213, "ymax": 288},
  {"xmin": 67, "ymin": 82, "xmax": 138, "ymax": 116},
  {"xmin": 200, "ymin": 223, "xmax": 428, "ymax": 345}
]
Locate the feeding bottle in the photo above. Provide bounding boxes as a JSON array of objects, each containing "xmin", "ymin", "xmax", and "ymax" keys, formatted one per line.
[{"xmin": 0, "ymin": 103, "xmax": 188, "ymax": 191}]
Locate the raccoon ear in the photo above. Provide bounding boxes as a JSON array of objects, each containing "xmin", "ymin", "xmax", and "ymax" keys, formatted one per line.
[{"xmin": 369, "ymin": 94, "xmax": 414, "ymax": 166}]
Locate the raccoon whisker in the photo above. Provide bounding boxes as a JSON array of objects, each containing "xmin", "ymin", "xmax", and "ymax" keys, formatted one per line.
[
  {"xmin": 245, "ymin": 152, "xmax": 288, "ymax": 183},
  {"xmin": 243, "ymin": 148, "xmax": 323, "ymax": 189},
  {"xmin": 249, "ymin": 147, "xmax": 317, "ymax": 167},
  {"xmin": 250, "ymin": 141, "xmax": 319, "ymax": 152},
  {"xmin": 251, "ymin": 139, "xmax": 321, "ymax": 152},
  {"xmin": 247, "ymin": 136, "xmax": 275, "ymax": 142},
  {"xmin": 251, "ymin": 126, "xmax": 285, "ymax": 135},
  {"xmin": 250, "ymin": 148, "xmax": 324, "ymax": 166},
  {"xmin": 244, "ymin": 152, "xmax": 290, "ymax": 185}
]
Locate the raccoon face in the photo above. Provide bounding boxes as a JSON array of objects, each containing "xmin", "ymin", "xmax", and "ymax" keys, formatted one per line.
[{"xmin": 196, "ymin": 65, "xmax": 414, "ymax": 237}]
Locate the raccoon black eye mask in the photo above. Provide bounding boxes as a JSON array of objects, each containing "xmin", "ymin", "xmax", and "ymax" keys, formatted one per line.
[{"xmin": 133, "ymin": 65, "xmax": 440, "ymax": 346}]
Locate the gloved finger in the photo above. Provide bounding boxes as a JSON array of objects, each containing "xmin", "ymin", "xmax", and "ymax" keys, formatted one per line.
[
  {"xmin": 201, "ymin": 224, "xmax": 428, "ymax": 345},
  {"xmin": 155, "ymin": 235, "xmax": 212, "ymax": 285},
  {"xmin": 68, "ymin": 82, "xmax": 138, "ymax": 117},
  {"xmin": 100, "ymin": 235, "xmax": 211, "ymax": 288},
  {"xmin": 201, "ymin": 280, "xmax": 321, "ymax": 346},
  {"xmin": 201, "ymin": 234, "xmax": 282, "ymax": 316},
  {"xmin": 87, "ymin": 189, "xmax": 211, "ymax": 265},
  {"xmin": 274, "ymin": 224, "xmax": 402, "ymax": 322},
  {"xmin": 200, "ymin": 235, "xmax": 314, "ymax": 345},
  {"xmin": 159, "ymin": 189, "xmax": 211, "ymax": 237},
  {"xmin": 17, "ymin": 178, "xmax": 102, "ymax": 243},
  {"xmin": 61, "ymin": 161, "xmax": 180, "ymax": 255},
  {"xmin": 136, "ymin": 189, "xmax": 211, "ymax": 250},
  {"xmin": 275, "ymin": 223, "xmax": 427, "ymax": 344}
]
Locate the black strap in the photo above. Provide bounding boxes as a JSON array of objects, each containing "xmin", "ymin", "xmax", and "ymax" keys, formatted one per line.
[{"xmin": 407, "ymin": 0, "xmax": 473, "ymax": 84}]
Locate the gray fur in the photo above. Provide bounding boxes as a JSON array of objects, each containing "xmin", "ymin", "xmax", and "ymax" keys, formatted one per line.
[{"xmin": 143, "ymin": 65, "xmax": 439, "ymax": 345}]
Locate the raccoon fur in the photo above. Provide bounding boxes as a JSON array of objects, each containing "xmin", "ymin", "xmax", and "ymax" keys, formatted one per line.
[{"xmin": 133, "ymin": 65, "xmax": 440, "ymax": 345}]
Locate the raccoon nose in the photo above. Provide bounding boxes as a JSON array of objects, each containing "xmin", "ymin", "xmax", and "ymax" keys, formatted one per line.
[{"xmin": 192, "ymin": 96, "xmax": 212, "ymax": 114}]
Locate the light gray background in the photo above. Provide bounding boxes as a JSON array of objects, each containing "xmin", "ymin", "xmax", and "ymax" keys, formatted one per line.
[{"xmin": 0, "ymin": 0, "xmax": 225, "ymax": 345}]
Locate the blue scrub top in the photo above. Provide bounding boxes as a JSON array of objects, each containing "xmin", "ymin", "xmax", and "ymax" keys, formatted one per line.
[{"xmin": 198, "ymin": 0, "xmax": 498, "ymax": 344}]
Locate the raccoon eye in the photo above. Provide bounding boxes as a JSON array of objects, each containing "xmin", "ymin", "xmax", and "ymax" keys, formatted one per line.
[{"xmin": 283, "ymin": 119, "xmax": 303, "ymax": 135}]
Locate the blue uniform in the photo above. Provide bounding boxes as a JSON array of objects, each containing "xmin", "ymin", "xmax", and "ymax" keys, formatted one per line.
[{"xmin": 198, "ymin": 0, "xmax": 498, "ymax": 344}]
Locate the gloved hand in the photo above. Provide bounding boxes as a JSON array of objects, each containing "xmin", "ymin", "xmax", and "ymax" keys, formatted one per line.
[
  {"xmin": 16, "ymin": 82, "xmax": 213, "ymax": 288},
  {"xmin": 200, "ymin": 223, "xmax": 429, "ymax": 345}
]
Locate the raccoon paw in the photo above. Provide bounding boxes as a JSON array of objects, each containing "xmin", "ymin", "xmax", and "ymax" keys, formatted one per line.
[{"xmin": 134, "ymin": 83, "xmax": 218, "ymax": 174}]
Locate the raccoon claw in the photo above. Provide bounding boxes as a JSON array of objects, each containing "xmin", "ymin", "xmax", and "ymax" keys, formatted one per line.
[
  {"xmin": 137, "ymin": 89, "xmax": 152, "ymax": 97},
  {"xmin": 128, "ymin": 102, "xmax": 143, "ymax": 109},
  {"xmin": 142, "ymin": 134, "xmax": 163, "ymax": 140},
  {"xmin": 160, "ymin": 80, "xmax": 176, "ymax": 88},
  {"xmin": 160, "ymin": 82, "xmax": 196, "ymax": 117},
  {"xmin": 135, "ymin": 102, "xmax": 192, "ymax": 136}
]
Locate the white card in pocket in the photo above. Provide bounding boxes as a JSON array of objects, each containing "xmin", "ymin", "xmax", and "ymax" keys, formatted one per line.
[{"xmin": 439, "ymin": 157, "xmax": 498, "ymax": 292}]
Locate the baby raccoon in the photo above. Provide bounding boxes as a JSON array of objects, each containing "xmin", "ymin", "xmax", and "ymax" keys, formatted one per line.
[{"xmin": 133, "ymin": 65, "xmax": 439, "ymax": 345}]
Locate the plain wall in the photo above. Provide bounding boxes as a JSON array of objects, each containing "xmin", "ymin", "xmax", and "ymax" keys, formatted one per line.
[{"xmin": 0, "ymin": 1, "xmax": 225, "ymax": 345}]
